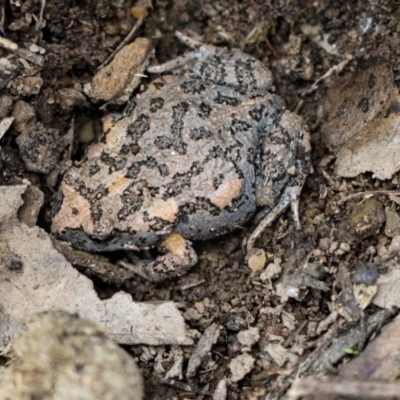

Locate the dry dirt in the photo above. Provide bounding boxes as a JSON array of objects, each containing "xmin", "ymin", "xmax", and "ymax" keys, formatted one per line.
[{"xmin": 2, "ymin": 0, "xmax": 400, "ymax": 399}]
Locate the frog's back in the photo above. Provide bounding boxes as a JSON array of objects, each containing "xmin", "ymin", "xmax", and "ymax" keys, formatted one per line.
[{"xmin": 52, "ymin": 75, "xmax": 281, "ymax": 249}]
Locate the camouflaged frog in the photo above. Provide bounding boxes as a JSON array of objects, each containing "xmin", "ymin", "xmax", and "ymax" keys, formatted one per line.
[{"xmin": 52, "ymin": 32, "xmax": 310, "ymax": 282}]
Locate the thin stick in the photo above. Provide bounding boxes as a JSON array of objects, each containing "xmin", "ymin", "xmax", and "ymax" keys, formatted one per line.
[
  {"xmin": 36, "ymin": 0, "xmax": 46, "ymax": 30},
  {"xmin": 303, "ymin": 55, "xmax": 352, "ymax": 95},
  {"xmin": 337, "ymin": 190, "xmax": 400, "ymax": 205},
  {"xmin": 98, "ymin": 18, "xmax": 144, "ymax": 70}
]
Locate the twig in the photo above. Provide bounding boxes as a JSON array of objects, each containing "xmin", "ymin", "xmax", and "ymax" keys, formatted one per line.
[
  {"xmin": 180, "ymin": 279, "xmax": 205, "ymax": 290},
  {"xmin": 159, "ymin": 378, "xmax": 210, "ymax": 395},
  {"xmin": 303, "ymin": 55, "xmax": 352, "ymax": 95},
  {"xmin": 36, "ymin": 0, "xmax": 46, "ymax": 30},
  {"xmin": 337, "ymin": 190, "xmax": 400, "ymax": 205},
  {"xmin": 0, "ymin": 36, "xmax": 44, "ymax": 65},
  {"xmin": 98, "ymin": 18, "xmax": 144, "ymax": 70}
]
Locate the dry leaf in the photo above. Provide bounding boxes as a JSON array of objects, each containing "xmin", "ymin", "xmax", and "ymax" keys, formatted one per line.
[
  {"xmin": 372, "ymin": 267, "xmax": 400, "ymax": 309},
  {"xmin": 321, "ymin": 47, "xmax": 400, "ymax": 180},
  {"xmin": 339, "ymin": 313, "xmax": 400, "ymax": 381},
  {"xmin": 0, "ymin": 184, "xmax": 193, "ymax": 347}
]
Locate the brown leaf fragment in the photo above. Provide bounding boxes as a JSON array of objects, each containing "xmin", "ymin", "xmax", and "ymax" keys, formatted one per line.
[
  {"xmin": 85, "ymin": 38, "xmax": 153, "ymax": 104},
  {"xmin": 321, "ymin": 46, "xmax": 400, "ymax": 180},
  {"xmin": 17, "ymin": 185, "xmax": 44, "ymax": 228},
  {"xmin": 186, "ymin": 323, "xmax": 220, "ymax": 378},
  {"xmin": 308, "ymin": 309, "xmax": 394, "ymax": 374},
  {"xmin": 335, "ymin": 96, "xmax": 400, "ymax": 179},
  {"xmin": 372, "ymin": 267, "xmax": 400, "ymax": 309},
  {"xmin": 339, "ymin": 314, "xmax": 400, "ymax": 381},
  {"xmin": 322, "ymin": 47, "xmax": 394, "ymax": 151}
]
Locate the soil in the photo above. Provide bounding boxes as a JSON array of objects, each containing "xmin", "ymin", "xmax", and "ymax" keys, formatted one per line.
[{"xmin": 2, "ymin": 0, "xmax": 400, "ymax": 399}]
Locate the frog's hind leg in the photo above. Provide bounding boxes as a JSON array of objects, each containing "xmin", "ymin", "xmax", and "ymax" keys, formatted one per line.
[
  {"xmin": 246, "ymin": 185, "xmax": 302, "ymax": 255},
  {"xmin": 119, "ymin": 233, "xmax": 198, "ymax": 282},
  {"xmin": 247, "ymin": 111, "xmax": 310, "ymax": 255}
]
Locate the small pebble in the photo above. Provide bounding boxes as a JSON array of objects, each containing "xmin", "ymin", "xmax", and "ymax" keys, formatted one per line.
[{"xmin": 248, "ymin": 248, "xmax": 266, "ymax": 272}]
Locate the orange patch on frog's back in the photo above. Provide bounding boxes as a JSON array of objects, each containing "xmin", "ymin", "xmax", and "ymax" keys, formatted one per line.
[
  {"xmin": 51, "ymin": 183, "xmax": 93, "ymax": 234},
  {"xmin": 147, "ymin": 198, "xmax": 179, "ymax": 222},
  {"xmin": 209, "ymin": 178, "xmax": 244, "ymax": 209}
]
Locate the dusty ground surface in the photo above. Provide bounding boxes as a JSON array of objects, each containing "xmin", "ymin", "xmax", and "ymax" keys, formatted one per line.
[{"xmin": 3, "ymin": 0, "xmax": 400, "ymax": 399}]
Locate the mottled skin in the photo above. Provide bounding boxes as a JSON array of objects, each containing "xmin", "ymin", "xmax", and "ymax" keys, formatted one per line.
[{"xmin": 52, "ymin": 32, "xmax": 310, "ymax": 282}]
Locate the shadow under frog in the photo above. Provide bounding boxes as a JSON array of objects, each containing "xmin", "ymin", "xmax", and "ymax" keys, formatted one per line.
[{"xmin": 52, "ymin": 32, "xmax": 310, "ymax": 282}]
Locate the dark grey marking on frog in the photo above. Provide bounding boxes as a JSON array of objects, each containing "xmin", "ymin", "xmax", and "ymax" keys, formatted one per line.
[{"xmin": 149, "ymin": 97, "xmax": 164, "ymax": 113}]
